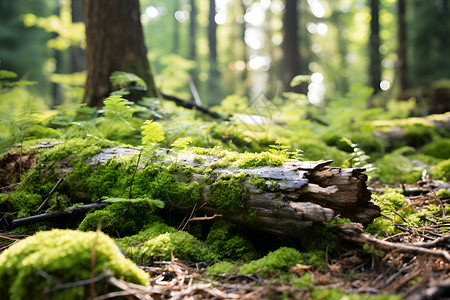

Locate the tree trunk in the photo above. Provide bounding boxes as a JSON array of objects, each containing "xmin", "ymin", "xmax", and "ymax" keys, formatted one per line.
[
  {"xmin": 82, "ymin": 0, "xmax": 158, "ymax": 107},
  {"xmin": 369, "ymin": 0, "xmax": 381, "ymax": 94},
  {"xmin": 71, "ymin": 0, "xmax": 85, "ymax": 73},
  {"xmin": 208, "ymin": 0, "xmax": 217, "ymax": 74},
  {"xmin": 397, "ymin": 0, "xmax": 407, "ymax": 92},
  {"xmin": 282, "ymin": 0, "xmax": 304, "ymax": 93},
  {"xmin": 189, "ymin": 0, "xmax": 197, "ymax": 61}
]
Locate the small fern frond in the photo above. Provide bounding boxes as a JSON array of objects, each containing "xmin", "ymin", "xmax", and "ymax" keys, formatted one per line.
[
  {"xmin": 141, "ymin": 120, "xmax": 165, "ymax": 147},
  {"xmin": 171, "ymin": 137, "xmax": 192, "ymax": 150}
]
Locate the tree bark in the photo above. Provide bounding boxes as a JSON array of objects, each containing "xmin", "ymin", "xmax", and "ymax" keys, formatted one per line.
[
  {"xmin": 369, "ymin": 0, "xmax": 381, "ymax": 94},
  {"xmin": 82, "ymin": 0, "xmax": 158, "ymax": 107},
  {"xmin": 282, "ymin": 0, "xmax": 304, "ymax": 93},
  {"xmin": 189, "ymin": 0, "xmax": 197, "ymax": 61},
  {"xmin": 397, "ymin": 0, "xmax": 407, "ymax": 92}
]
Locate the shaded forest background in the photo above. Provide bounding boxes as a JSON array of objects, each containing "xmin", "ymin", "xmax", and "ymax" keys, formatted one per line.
[{"xmin": 1, "ymin": 0, "xmax": 449, "ymax": 112}]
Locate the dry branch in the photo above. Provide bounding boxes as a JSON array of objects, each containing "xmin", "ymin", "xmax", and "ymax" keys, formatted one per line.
[{"xmin": 336, "ymin": 223, "xmax": 450, "ymax": 263}]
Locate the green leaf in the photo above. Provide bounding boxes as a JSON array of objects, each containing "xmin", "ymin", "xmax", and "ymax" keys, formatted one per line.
[
  {"xmin": 290, "ymin": 75, "xmax": 311, "ymax": 87},
  {"xmin": 171, "ymin": 137, "xmax": 192, "ymax": 149},
  {"xmin": 0, "ymin": 70, "xmax": 18, "ymax": 79},
  {"xmin": 141, "ymin": 120, "xmax": 165, "ymax": 146},
  {"xmin": 103, "ymin": 95, "xmax": 133, "ymax": 120}
]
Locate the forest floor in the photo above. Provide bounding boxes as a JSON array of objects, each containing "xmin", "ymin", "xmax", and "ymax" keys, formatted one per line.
[
  {"xmin": 0, "ymin": 149, "xmax": 449, "ymax": 299},
  {"xmin": 86, "ymin": 186, "xmax": 449, "ymax": 300},
  {"xmin": 1, "ymin": 181, "xmax": 449, "ymax": 299}
]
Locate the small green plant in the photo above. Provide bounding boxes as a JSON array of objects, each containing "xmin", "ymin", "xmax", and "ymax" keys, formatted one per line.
[
  {"xmin": 141, "ymin": 119, "xmax": 165, "ymax": 148},
  {"xmin": 0, "ymin": 65, "xmax": 35, "ymax": 92},
  {"xmin": 170, "ymin": 137, "xmax": 193, "ymax": 150},
  {"xmin": 101, "ymin": 95, "xmax": 134, "ymax": 141}
]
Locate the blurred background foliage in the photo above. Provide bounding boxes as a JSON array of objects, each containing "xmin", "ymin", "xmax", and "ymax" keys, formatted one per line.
[{"xmin": 0, "ymin": 0, "xmax": 450, "ymax": 185}]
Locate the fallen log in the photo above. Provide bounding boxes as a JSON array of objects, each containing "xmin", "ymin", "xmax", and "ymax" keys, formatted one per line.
[{"xmin": 3, "ymin": 144, "xmax": 381, "ymax": 239}]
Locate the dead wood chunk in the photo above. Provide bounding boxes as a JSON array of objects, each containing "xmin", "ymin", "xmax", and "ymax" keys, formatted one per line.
[{"xmin": 0, "ymin": 151, "xmax": 38, "ymax": 188}]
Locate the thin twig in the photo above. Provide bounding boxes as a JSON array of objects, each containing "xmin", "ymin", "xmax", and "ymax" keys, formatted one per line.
[
  {"xmin": 187, "ymin": 214, "xmax": 223, "ymax": 222},
  {"xmin": 90, "ymin": 224, "xmax": 102, "ymax": 299},
  {"xmin": 129, "ymin": 149, "xmax": 143, "ymax": 199},
  {"xmin": 35, "ymin": 177, "xmax": 64, "ymax": 213},
  {"xmin": 429, "ymin": 188, "xmax": 446, "ymax": 218}
]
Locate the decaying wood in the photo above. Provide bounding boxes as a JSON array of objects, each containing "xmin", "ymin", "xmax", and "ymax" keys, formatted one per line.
[
  {"xmin": 5, "ymin": 144, "xmax": 380, "ymax": 240},
  {"xmin": 88, "ymin": 148, "xmax": 379, "ymax": 239}
]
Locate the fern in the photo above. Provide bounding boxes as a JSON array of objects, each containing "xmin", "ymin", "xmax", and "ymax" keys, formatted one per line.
[
  {"xmin": 100, "ymin": 95, "xmax": 134, "ymax": 140},
  {"xmin": 141, "ymin": 120, "xmax": 165, "ymax": 148},
  {"xmin": 170, "ymin": 137, "xmax": 192, "ymax": 150},
  {"xmin": 0, "ymin": 68, "xmax": 35, "ymax": 93}
]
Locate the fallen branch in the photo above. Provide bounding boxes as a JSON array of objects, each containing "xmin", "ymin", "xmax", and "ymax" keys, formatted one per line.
[
  {"xmin": 12, "ymin": 202, "xmax": 108, "ymax": 227},
  {"xmin": 336, "ymin": 223, "xmax": 450, "ymax": 263},
  {"xmin": 35, "ymin": 177, "xmax": 64, "ymax": 213},
  {"xmin": 160, "ymin": 92, "xmax": 226, "ymax": 120}
]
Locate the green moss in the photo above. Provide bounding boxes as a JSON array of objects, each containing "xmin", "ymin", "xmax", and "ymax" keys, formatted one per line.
[
  {"xmin": 403, "ymin": 124, "xmax": 435, "ymax": 148},
  {"xmin": 210, "ymin": 173, "xmax": 249, "ymax": 212},
  {"xmin": 78, "ymin": 200, "xmax": 162, "ymax": 236},
  {"xmin": 239, "ymin": 247, "xmax": 304, "ymax": 277},
  {"xmin": 422, "ymin": 139, "xmax": 450, "ymax": 159},
  {"xmin": 310, "ymin": 288, "xmax": 401, "ymax": 300},
  {"xmin": 205, "ymin": 261, "xmax": 237, "ymax": 277},
  {"xmin": 6, "ymin": 190, "xmax": 42, "ymax": 218},
  {"xmin": 206, "ymin": 221, "xmax": 256, "ymax": 260},
  {"xmin": 38, "ymin": 138, "xmax": 112, "ymax": 162},
  {"xmin": 116, "ymin": 222, "xmax": 217, "ymax": 264},
  {"xmin": 431, "ymin": 158, "xmax": 450, "ymax": 181},
  {"xmin": 374, "ymin": 149, "xmax": 423, "ymax": 184},
  {"xmin": 371, "ymin": 191, "xmax": 407, "ymax": 212},
  {"xmin": 235, "ymin": 151, "xmax": 288, "ymax": 168},
  {"xmin": 0, "ymin": 229, "xmax": 149, "ymax": 300},
  {"xmin": 191, "ymin": 146, "xmax": 291, "ymax": 168},
  {"xmin": 436, "ymin": 189, "xmax": 450, "ymax": 198}
]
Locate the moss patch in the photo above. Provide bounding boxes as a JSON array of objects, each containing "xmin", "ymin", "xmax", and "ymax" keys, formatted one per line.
[
  {"xmin": 206, "ymin": 220, "xmax": 256, "ymax": 260},
  {"xmin": 116, "ymin": 222, "xmax": 217, "ymax": 264},
  {"xmin": 0, "ymin": 229, "xmax": 149, "ymax": 300},
  {"xmin": 78, "ymin": 199, "xmax": 162, "ymax": 236},
  {"xmin": 239, "ymin": 247, "xmax": 304, "ymax": 277},
  {"xmin": 209, "ymin": 173, "xmax": 249, "ymax": 212}
]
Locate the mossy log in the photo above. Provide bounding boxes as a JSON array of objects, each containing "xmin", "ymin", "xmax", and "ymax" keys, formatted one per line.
[
  {"xmin": 5, "ymin": 145, "xmax": 380, "ymax": 240},
  {"xmin": 86, "ymin": 148, "xmax": 380, "ymax": 239}
]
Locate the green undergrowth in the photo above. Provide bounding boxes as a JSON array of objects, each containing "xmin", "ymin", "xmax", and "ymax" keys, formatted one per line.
[
  {"xmin": 366, "ymin": 191, "xmax": 450, "ymax": 237},
  {"xmin": 0, "ymin": 229, "xmax": 149, "ymax": 300},
  {"xmin": 206, "ymin": 220, "xmax": 257, "ymax": 261}
]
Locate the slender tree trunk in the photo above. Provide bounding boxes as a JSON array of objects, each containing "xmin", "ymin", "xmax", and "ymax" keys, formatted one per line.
[
  {"xmin": 208, "ymin": 0, "xmax": 217, "ymax": 74},
  {"xmin": 189, "ymin": 0, "xmax": 197, "ymax": 61},
  {"xmin": 282, "ymin": 0, "xmax": 303, "ymax": 93},
  {"xmin": 173, "ymin": 2, "xmax": 180, "ymax": 54},
  {"xmin": 369, "ymin": 0, "xmax": 381, "ymax": 94},
  {"xmin": 397, "ymin": 0, "xmax": 407, "ymax": 92},
  {"xmin": 71, "ymin": 0, "xmax": 85, "ymax": 73},
  {"xmin": 207, "ymin": 0, "xmax": 222, "ymax": 105},
  {"xmin": 82, "ymin": 0, "xmax": 158, "ymax": 107}
]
